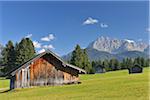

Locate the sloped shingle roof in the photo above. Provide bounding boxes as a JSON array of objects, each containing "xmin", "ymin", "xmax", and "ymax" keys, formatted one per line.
[{"xmin": 8, "ymin": 50, "xmax": 86, "ymax": 76}]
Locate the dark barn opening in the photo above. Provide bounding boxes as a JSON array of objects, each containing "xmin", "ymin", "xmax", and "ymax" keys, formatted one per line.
[{"xmin": 128, "ymin": 64, "xmax": 143, "ymax": 74}]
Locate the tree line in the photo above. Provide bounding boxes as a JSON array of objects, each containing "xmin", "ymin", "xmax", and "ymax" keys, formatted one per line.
[
  {"xmin": 0, "ymin": 38, "xmax": 35, "ymax": 74},
  {"xmin": 92, "ymin": 57, "xmax": 149, "ymax": 73},
  {"xmin": 69, "ymin": 44, "xmax": 150, "ymax": 74}
]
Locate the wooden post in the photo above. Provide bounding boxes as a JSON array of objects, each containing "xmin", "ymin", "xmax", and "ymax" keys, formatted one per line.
[
  {"xmin": 22, "ymin": 69, "xmax": 25, "ymax": 88},
  {"xmin": 17, "ymin": 70, "xmax": 21, "ymax": 88},
  {"xmin": 27, "ymin": 66, "xmax": 30, "ymax": 87},
  {"xmin": 24, "ymin": 68, "xmax": 27, "ymax": 87}
]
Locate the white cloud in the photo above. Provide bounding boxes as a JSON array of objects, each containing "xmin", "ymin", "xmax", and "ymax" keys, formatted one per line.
[
  {"xmin": 83, "ymin": 17, "xmax": 98, "ymax": 25},
  {"xmin": 124, "ymin": 39, "xmax": 135, "ymax": 43},
  {"xmin": 37, "ymin": 44, "xmax": 55, "ymax": 54},
  {"xmin": 146, "ymin": 28, "xmax": 150, "ymax": 32},
  {"xmin": 38, "ymin": 49, "xmax": 45, "ymax": 54},
  {"xmin": 33, "ymin": 41, "xmax": 41, "ymax": 48},
  {"xmin": 41, "ymin": 34, "xmax": 55, "ymax": 41},
  {"xmin": 25, "ymin": 33, "xmax": 32, "ymax": 38},
  {"xmin": 43, "ymin": 44, "xmax": 55, "ymax": 50},
  {"xmin": 100, "ymin": 23, "xmax": 108, "ymax": 28}
]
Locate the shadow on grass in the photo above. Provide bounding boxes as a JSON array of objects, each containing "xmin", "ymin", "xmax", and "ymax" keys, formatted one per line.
[{"xmin": 0, "ymin": 89, "xmax": 12, "ymax": 93}]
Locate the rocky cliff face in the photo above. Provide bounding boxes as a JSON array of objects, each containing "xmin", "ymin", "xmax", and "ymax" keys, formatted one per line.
[{"xmin": 87, "ymin": 36, "xmax": 148, "ymax": 54}]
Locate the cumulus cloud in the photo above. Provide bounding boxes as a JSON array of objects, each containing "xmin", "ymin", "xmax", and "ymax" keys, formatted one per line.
[
  {"xmin": 37, "ymin": 44, "xmax": 55, "ymax": 54},
  {"xmin": 146, "ymin": 28, "xmax": 150, "ymax": 32},
  {"xmin": 43, "ymin": 44, "xmax": 55, "ymax": 50},
  {"xmin": 38, "ymin": 49, "xmax": 45, "ymax": 54},
  {"xmin": 124, "ymin": 39, "xmax": 135, "ymax": 43},
  {"xmin": 33, "ymin": 41, "xmax": 41, "ymax": 48},
  {"xmin": 25, "ymin": 33, "xmax": 32, "ymax": 38},
  {"xmin": 100, "ymin": 23, "xmax": 108, "ymax": 28},
  {"xmin": 41, "ymin": 34, "xmax": 55, "ymax": 41},
  {"xmin": 83, "ymin": 17, "xmax": 98, "ymax": 25}
]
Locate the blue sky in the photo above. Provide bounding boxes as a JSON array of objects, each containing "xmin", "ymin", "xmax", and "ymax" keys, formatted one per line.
[{"xmin": 0, "ymin": 1, "xmax": 149, "ymax": 55}]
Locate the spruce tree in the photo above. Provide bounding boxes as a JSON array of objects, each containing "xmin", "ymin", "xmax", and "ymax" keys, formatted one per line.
[
  {"xmin": 114, "ymin": 59, "xmax": 120, "ymax": 70},
  {"xmin": 70, "ymin": 45, "xmax": 92, "ymax": 73},
  {"xmin": 145, "ymin": 59, "xmax": 150, "ymax": 67},
  {"xmin": 82, "ymin": 49, "xmax": 92, "ymax": 73},
  {"xmin": 91, "ymin": 61, "xmax": 96, "ymax": 73},
  {"xmin": 102, "ymin": 59, "xmax": 109, "ymax": 71},
  {"xmin": 109, "ymin": 58, "xmax": 120, "ymax": 70},
  {"xmin": 133, "ymin": 57, "xmax": 141, "ymax": 66},
  {"xmin": 1, "ymin": 41, "xmax": 15, "ymax": 73},
  {"xmin": 109, "ymin": 58, "xmax": 116, "ymax": 70},
  {"xmin": 70, "ymin": 44, "xmax": 83, "ymax": 69},
  {"xmin": 15, "ymin": 38, "xmax": 35, "ymax": 66},
  {"xmin": 140, "ymin": 57, "xmax": 145, "ymax": 67},
  {"xmin": 126, "ymin": 58, "xmax": 133, "ymax": 68},
  {"xmin": 120, "ymin": 58, "xmax": 127, "ymax": 69}
]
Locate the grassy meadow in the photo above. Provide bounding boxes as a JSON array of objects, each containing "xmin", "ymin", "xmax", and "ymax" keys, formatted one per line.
[{"xmin": 0, "ymin": 68, "xmax": 149, "ymax": 100}]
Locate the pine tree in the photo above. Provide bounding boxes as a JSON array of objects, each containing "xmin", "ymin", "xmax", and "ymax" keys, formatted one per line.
[
  {"xmin": 120, "ymin": 58, "xmax": 127, "ymax": 69},
  {"xmin": 114, "ymin": 59, "xmax": 120, "ymax": 70},
  {"xmin": 15, "ymin": 38, "xmax": 35, "ymax": 66},
  {"xmin": 70, "ymin": 44, "xmax": 83, "ymax": 69},
  {"xmin": 91, "ymin": 61, "xmax": 96, "ymax": 73},
  {"xmin": 126, "ymin": 58, "xmax": 133, "ymax": 68},
  {"xmin": 70, "ymin": 45, "xmax": 92, "ymax": 74},
  {"xmin": 109, "ymin": 58, "xmax": 120, "ymax": 70},
  {"xmin": 133, "ymin": 57, "xmax": 141, "ymax": 66},
  {"xmin": 140, "ymin": 57, "xmax": 145, "ymax": 67},
  {"xmin": 145, "ymin": 59, "xmax": 150, "ymax": 67},
  {"xmin": 102, "ymin": 59, "xmax": 109, "ymax": 71},
  {"xmin": 1, "ymin": 41, "xmax": 15, "ymax": 73},
  {"xmin": 82, "ymin": 49, "xmax": 92, "ymax": 74},
  {"xmin": 109, "ymin": 58, "xmax": 116, "ymax": 70}
]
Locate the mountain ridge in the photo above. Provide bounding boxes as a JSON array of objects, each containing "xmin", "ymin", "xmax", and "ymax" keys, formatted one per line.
[
  {"xmin": 87, "ymin": 36, "xmax": 148, "ymax": 53},
  {"xmin": 62, "ymin": 36, "xmax": 149, "ymax": 61}
]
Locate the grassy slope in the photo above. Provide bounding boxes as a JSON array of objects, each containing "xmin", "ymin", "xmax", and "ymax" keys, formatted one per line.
[{"xmin": 0, "ymin": 68, "xmax": 149, "ymax": 100}]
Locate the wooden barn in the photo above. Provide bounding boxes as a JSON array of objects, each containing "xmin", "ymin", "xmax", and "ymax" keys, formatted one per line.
[
  {"xmin": 128, "ymin": 64, "xmax": 143, "ymax": 74},
  {"xmin": 7, "ymin": 50, "xmax": 86, "ymax": 90},
  {"xmin": 95, "ymin": 66, "xmax": 105, "ymax": 73}
]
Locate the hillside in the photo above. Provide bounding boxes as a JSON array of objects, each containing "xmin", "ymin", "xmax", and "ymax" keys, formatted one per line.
[{"xmin": 0, "ymin": 68, "xmax": 149, "ymax": 100}]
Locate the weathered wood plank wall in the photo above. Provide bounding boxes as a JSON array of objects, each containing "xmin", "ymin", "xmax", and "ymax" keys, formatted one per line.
[{"xmin": 13, "ymin": 53, "xmax": 79, "ymax": 88}]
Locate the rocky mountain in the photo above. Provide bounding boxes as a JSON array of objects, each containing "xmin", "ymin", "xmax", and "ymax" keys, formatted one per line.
[
  {"xmin": 87, "ymin": 36, "xmax": 148, "ymax": 54},
  {"xmin": 62, "ymin": 36, "xmax": 149, "ymax": 61},
  {"xmin": 87, "ymin": 36, "xmax": 122, "ymax": 54}
]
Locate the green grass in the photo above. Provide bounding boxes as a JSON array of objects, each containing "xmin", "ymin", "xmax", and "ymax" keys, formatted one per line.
[
  {"xmin": 0, "ymin": 68, "xmax": 149, "ymax": 100},
  {"xmin": 0, "ymin": 77, "xmax": 9, "ymax": 88}
]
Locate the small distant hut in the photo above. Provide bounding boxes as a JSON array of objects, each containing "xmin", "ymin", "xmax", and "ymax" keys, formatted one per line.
[
  {"xmin": 95, "ymin": 66, "xmax": 105, "ymax": 73},
  {"xmin": 7, "ymin": 50, "xmax": 86, "ymax": 90},
  {"xmin": 128, "ymin": 64, "xmax": 143, "ymax": 74}
]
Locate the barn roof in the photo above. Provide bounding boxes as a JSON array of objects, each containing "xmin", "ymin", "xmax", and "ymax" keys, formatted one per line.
[{"xmin": 7, "ymin": 50, "xmax": 86, "ymax": 76}]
